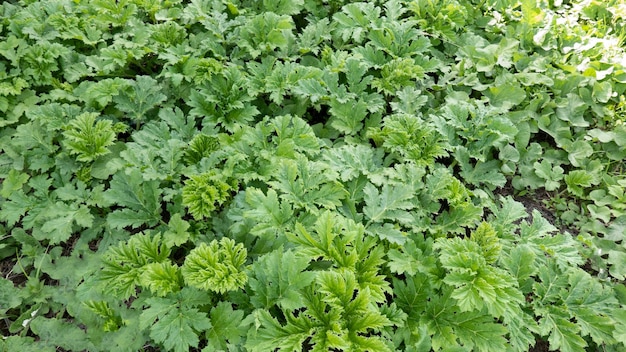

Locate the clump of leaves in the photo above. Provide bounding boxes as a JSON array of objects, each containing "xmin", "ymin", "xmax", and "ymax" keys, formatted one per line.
[
  {"xmin": 181, "ymin": 237, "xmax": 248, "ymax": 294},
  {"xmin": 99, "ymin": 233, "xmax": 174, "ymax": 299},
  {"xmin": 182, "ymin": 172, "xmax": 237, "ymax": 220},
  {"xmin": 63, "ymin": 112, "xmax": 123, "ymax": 162}
]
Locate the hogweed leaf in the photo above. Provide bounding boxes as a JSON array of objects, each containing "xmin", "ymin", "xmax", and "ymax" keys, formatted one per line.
[
  {"xmin": 181, "ymin": 238, "xmax": 248, "ymax": 294},
  {"xmin": 100, "ymin": 233, "xmax": 170, "ymax": 299},
  {"xmin": 205, "ymin": 302, "xmax": 248, "ymax": 350},
  {"xmin": 453, "ymin": 311, "xmax": 508, "ymax": 351},
  {"xmin": 139, "ymin": 262, "xmax": 183, "ymax": 297},
  {"xmin": 245, "ymin": 309, "xmax": 313, "ymax": 352},
  {"xmin": 182, "ymin": 172, "xmax": 236, "ymax": 220},
  {"xmin": 469, "ymin": 222, "xmax": 501, "ymax": 264},
  {"xmin": 39, "ymin": 201, "xmax": 94, "ymax": 244},
  {"xmin": 84, "ymin": 300, "xmax": 123, "ymax": 332},
  {"xmin": 387, "ymin": 240, "xmax": 425, "ymax": 276},
  {"xmin": 162, "ymin": 213, "xmax": 191, "ymax": 247},
  {"xmin": 30, "ymin": 317, "xmax": 95, "ymax": 351},
  {"xmin": 141, "ymin": 296, "xmax": 212, "ymax": 352},
  {"xmin": 248, "ymin": 249, "xmax": 316, "ymax": 311},
  {"xmin": 114, "ymin": 76, "xmax": 167, "ymax": 124},
  {"xmin": 368, "ymin": 114, "xmax": 448, "ymax": 166},
  {"xmin": 363, "ymin": 182, "xmax": 415, "ymax": 225},
  {"xmin": 501, "ymin": 245, "xmax": 537, "ymax": 291},
  {"xmin": 538, "ymin": 306, "xmax": 588, "ymax": 352},
  {"xmin": 435, "ymin": 237, "xmax": 523, "ymax": 317},
  {"xmin": 63, "ymin": 112, "xmax": 117, "ymax": 162},
  {"xmin": 1, "ymin": 169, "xmax": 30, "ymax": 198},
  {"xmin": 269, "ymin": 158, "xmax": 346, "ymax": 213},
  {"xmin": 104, "ymin": 170, "xmax": 163, "ymax": 229},
  {"xmin": 184, "ymin": 134, "xmax": 220, "ymax": 164},
  {"xmin": 244, "ymin": 187, "xmax": 294, "ymax": 239}
]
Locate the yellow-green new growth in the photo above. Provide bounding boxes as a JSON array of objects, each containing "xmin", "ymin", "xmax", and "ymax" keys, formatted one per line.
[
  {"xmin": 181, "ymin": 238, "xmax": 248, "ymax": 294},
  {"xmin": 182, "ymin": 172, "xmax": 236, "ymax": 220},
  {"xmin": 63, "ymin": 112, "xmax": 118, "ymax": 162}
]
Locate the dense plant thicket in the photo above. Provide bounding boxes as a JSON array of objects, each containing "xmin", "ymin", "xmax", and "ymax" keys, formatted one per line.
[{"xmin": 1, "ymin": 0, "xmax": 626, "ymax": 351}]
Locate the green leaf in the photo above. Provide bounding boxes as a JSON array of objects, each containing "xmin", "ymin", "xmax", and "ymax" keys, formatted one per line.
[
  {"xmin": 435, "ymin": 237, "xmax": 523, "ymax": 317},
  {"xmin": 453, "ymin": 311, "xmax": 508, "ymax": 351},
  {"xmin": 30, "ymin": 317, "xmax": 95, "ymax": 351},
  {"xmin": 271, "ymin": 115, "xmax": 321, "ymax": 156},
  {"xmin": 423, "ymin": 291, "xmax": 459, "ymax": 351},
  {"xmin": 181, "ymin": 238, "xmax": 248, "ymax": 293},
  {"xmin": 205, "ymin": 302, "xmax": 248, "ymax": 351},
  {"xmin": 107, "ymin": 209, "xmax": 160, "ymax": 229},
  {"xmin": 470, "ymin": 222, "xmax": 501, "ymax": 264},
  {"xmin": 100, "ymin": 233, "xmax": 171, "ymax": 299},
  {"xmin": 244, "ymin": 188, "xmax": 294, "ymax": 239},
  {"xmin": 189, "ymin": 66, "xmax": 260, "ymax": 131},
  {"xmin": 184, "ymin": 134, "xmax": 220, "ymax": 165},
  {"xmin": 458, "ymin": 156, "xmax": 507, "ymax": 189},
  {"xmin": 245, "ymin": 309, "xmax": 313, "ymax": 352},
  {"xmin": 293, "ymin": 78, "xmax": 327, "ymax": 103},
  {"xmin": 63, "ymin": 112, "xmax": 116, "ymax": 162},
  {"xmin": 328, "ymin": 98, "xmax": 368, "ymax": 135},
  {"xmin": 561, "ymin": 270, "xmax": 619, "ymax": 338},
  {"xmin": 555, "ymin": 93, "xmax": 589, "ymax": 127},
  {"xmin": 162, "ymin": 213, "xmax": 190, "ymax": 247},
  {"xmin": 182, "ymin": 172, "xmax": 235, "ymax": 220},
  {"xmin": 316, "ymin": 270, "xmax": 391, "ymax": 348},
  {"xmin": 564, "ymin": 170, "xmax": 597, "ymax": 197},
  {"xmin": 237, "ymin": 12, "xmax": 294, "ymax": 58},
  {"xmin": 0, "ymin": 169, "xmax": 29, "ymax": 198},
  {"xmin": 484, "ymin": 84, "xmax": 526, "ymax": 109},
  {"xmin": 533, "ymin": 160, "xmax": 564, "ymax": 191},
  {"xmin": 565, "ymin": 140, "xmax": 594, "ymax": 167},
  {"xmin": 614, "ymin": 125, "xmax": 626, "ymax": 146},
  {"xmin": 435, "ymin": 203, "xmax": 484, "ymax": 235},
  {"xmin": 587, "ymin": 204, "xmax": 612, "ymax": 223},
  {"xmin": 592, "ymin": 80, "xmax": 612, "ymax": 103},
  {"xmin": 38, "ymin": 202, "xmax": 94, "ymax": 244},
  {"xmin": 505, "ymin": 312, "xmax": 539, "ymax": 352},
  {"xmin": 369, "ymin": 114, "xmax": 448, "ymax": 166},
  {"xmin": 534, "ymin": 262, "xmax": 569, "ymax": 303},
  {"xmin": 489, "ymin": 196, "xmax": 529, "ymax": 235},
  {"xmin": 84, "ymin": 300, "xmax": 123, "ymax": 332},
  {"xmin": 75, "ymin": 78, "xmax": 129, "ymax": 109},
  {"xmin": 139, "ymin": 262, "xmax": 182, "ymax": 297},
  {"xmin": 114, "ymin": 76, "xmax": 167, "ymax": 123},
  {"xmin": 613, "ymin": 309, "xmax": 626, "ymax": 345},
  {"xmin": 393, "ymin": 274, "xmax": 430, "ymax": 320},
  {"xmin": 501, "ymin": 245, "xmax": 537, "ymax": 290},
  {"xmin": 333, "ymin": 2, "xmax": 381, "ymax": 43},
  {"xmin": 248, "ymin": 249, "xmax": 316, "ymax": 311},
  {"xmin": 269, "ymin": 158, "xmax": 346, "ymax": 213},
  {"xmin": 363, "ymin": 183, "xmax": 415, "ymax": 225},
  {"xmin": 0, "ymin": 336, "xmax": 52, "ymax": 352},
  {"xmin": 608, "ymin": 250, "xmax": 626, "ymax": 280},
  {"xmin": 0, "ymin": 278, "xmax": 23, "ymax": 311},
  {"xmin": 103, "ymin": 169, "xmax": 162, "ymax": 229},
  {"xmin": 499, "ymin": 144, "xmax": 520, "ymax": 163},
  {"xmin": 323, "ymin": 144, "xmax": 384, "ymax": 182},
  {"xmin": 387, "ymin": 238, "xmax": 436, "ymax": 276},
  {"xmin": 141, "ymin": 296, "xmax": 212, "ymax": 352},
  {"xmin": 537, "ymin": 307, "xmax": 588, "ymax": 352}
]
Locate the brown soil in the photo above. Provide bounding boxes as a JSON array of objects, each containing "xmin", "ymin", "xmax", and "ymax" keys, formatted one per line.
[
  {"xmin": 495, "ymin": 184, "xmax": 579, "ymax": 236},
  {"xmin": 530, "ymin": 339, "xmax": 552, "ymax": 352}
]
